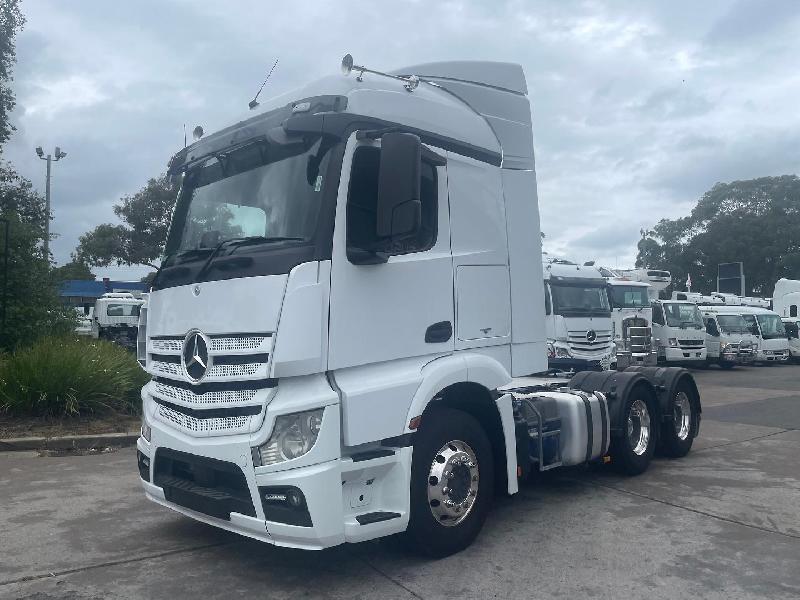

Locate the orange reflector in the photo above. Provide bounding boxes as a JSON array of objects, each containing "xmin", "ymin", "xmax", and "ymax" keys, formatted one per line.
[
  {"xmin": 517, "ymin": 466, "xmax": 522, "ymax": 477},
  {"xmin": 408, "ymin": 415, "xmax": 422, "ymax": 430},
  {"xmin": 602, "ymin": 455, "xmax": 611, "ymax": 464}
]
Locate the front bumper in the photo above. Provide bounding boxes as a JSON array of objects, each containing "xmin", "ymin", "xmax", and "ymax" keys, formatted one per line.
[
  {"xmin": 662, "ymin": 346, "xmax": 706, "ymax": 362},
  {"xmin": 137, "ymin": 378, "xmax": 411, "ymax": 550},
  {"xmin": 757, "ymin": 350, "xmax": 790, "ymax": 362}
]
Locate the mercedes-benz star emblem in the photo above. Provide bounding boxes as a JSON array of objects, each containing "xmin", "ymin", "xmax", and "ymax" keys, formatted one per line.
[
  {"xmin": 586, "ymin": 329, "xmax": 597, "ymax": 343},
  {"xmin": 182, "ymin": 331, "xmax": 210, "ymax": 381}
]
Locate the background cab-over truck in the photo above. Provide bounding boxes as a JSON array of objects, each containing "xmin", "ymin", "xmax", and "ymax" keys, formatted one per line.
[
  {"xmin": 543, "ymin": 259, "xmax": 615, "ymax": 372},
  {"xmin": 651, "ymin": 300, "xmax": 707, "ymax": 364},
  {"xmin": 92, "ymin": 293, "xmax": 144, "ymax": 348},
  {"xmin": 135, "ymin": 57, "xmax": 702, "ymax": 557},
  {"xmin": 738, "ymin": 307, "xmax": 789, "ymax": 363},
  {"xmin": 699, "ymin": 307, "xmax": 758, "ymax": 369}
]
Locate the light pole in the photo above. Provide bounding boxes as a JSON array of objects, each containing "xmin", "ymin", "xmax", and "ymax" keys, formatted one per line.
[
  {"xmin": 0, "ymin": 217, "xmax": 8, "ymax": 348},
  {"xmin": 35, "ymin": 145, "xmax": 67, "ymax": 259}
]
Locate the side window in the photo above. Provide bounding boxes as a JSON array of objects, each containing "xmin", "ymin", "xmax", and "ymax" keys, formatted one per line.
[
  {"xmin": 705, "ymin": 318, "xmax": 719, "ymax": 336},
  {"xmin": 346, "ymin": 146, "xmax": 438, "ymax": 256},
  {"xmin": 791, "ymin": 305, "xmax": 798, "ymax": 318},
  {"xmin": 544, "ymin": 284, "xmax": 551, "ymax": 315},
  {"xmin": 651, "ymin": 303, "xmax": 664, "ymax": 325}
]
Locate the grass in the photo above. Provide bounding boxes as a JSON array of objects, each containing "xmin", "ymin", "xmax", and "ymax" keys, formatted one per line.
[{"xmin": 0, "ymin": 336, "xmax": 149, "ymax": 418}]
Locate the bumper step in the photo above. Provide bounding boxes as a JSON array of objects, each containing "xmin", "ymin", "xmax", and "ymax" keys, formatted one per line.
[{"xmin": 356, "ymin": 511, "xmax": 401, "ymax": 525}]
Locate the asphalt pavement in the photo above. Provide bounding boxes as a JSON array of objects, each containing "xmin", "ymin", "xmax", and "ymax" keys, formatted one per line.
[{"xmin": 1, "ymin": 364, "xmax": 799, "ymax": 599}]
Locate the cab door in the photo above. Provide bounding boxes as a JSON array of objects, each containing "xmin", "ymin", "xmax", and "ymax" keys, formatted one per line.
[
  {"xmin": 327, "ymin": 133, "xmax": 454, "ymax": 371},
  {"xmin": 705, "ymin": 317, "xmax": 721, "ymax": 359}
]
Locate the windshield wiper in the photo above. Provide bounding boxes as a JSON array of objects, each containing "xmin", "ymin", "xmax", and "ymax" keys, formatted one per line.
[{"xmin": 194, "ymin": 236, "xmax": 306, "ymax": 280}]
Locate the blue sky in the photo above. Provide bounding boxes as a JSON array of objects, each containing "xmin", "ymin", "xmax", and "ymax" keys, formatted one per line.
[{"xmin": 4, "ymin": 0, "xmax": 800, "ymax": 279}]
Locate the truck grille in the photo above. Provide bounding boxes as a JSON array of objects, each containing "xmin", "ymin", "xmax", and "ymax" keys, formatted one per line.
[
  {"xmin": 146, "ymin": 331, "xmax": 275, "ymax": 437},
  {"xmin": 567, "ymin": 330, "xmax": 612, "ymax": 354},
  {"xmin": 153, "ymin": 380, "xmax": 258, "ymax": 407},
  {"xmin": 157, "ymin": 402, "xmax": 251, "ymax": 435},
  {"xmin": 678, "ymin": 339, "xmax": 704, "ymax": 348}
]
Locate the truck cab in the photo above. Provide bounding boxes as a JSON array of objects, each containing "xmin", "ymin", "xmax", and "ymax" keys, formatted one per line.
[
  {"xmin": 773, "ymin": 278, "xmax": 800, "ymax": 318},
  {"xmin": 543, "ymin": 260, "xmax": 615, "ymax": 371},
  {"xmin": 92, "ymin": 293, "xmax": 144, "ymax": 348},
  {"xmin": 738, "ymin": 307, "xmax": 789, "ymax": 363},
  {"xmin": 606, "ymin": 278, "xmax": 655, "ymax": 368},
  {"xmin": 134, "ymin": 57, "xmax": 701, "ymax": 557},
  {"xmin": 651, "ymin": 300, "xmax": 707, "ymax": 364},
  {"xmin": 781, "ymin": 317, "xmax": 800, "ymax": 362},
  {"xmin": 699, "ymin": 307, "xmax": 758, "ymax": 368}
]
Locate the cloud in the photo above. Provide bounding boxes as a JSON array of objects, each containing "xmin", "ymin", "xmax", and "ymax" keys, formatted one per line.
[{"xmin": 2, "ymin": 0, "xmax": 799, "ymax": 280}]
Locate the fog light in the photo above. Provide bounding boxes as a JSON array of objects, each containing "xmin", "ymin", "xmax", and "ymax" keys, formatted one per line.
[{"xmin": 668, "ymin": 338, "xmax": 678, "ymax": 347}]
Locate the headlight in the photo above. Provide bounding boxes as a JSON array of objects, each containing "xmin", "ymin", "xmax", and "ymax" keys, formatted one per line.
[
  {"xmin": 720, "ymin": 343, "xmax": 729, "ymax": 351},
  {"xmin": 547, "ymin": 342, "xmax": 555, "ymax": 358},
  {"xmin": 668, "ymin": 338, "xmax": 678, "ymax": 347},
  {"xmin": 555, "ymin": 346, "xmax": 571, "ymax": 358},
  {"xmin": 252, "ymin": 408, "xmax": 324, "ymax": 467},
  {"xmin": 141, "ymin": 417, "xmax": 152, "ymax": 443}
]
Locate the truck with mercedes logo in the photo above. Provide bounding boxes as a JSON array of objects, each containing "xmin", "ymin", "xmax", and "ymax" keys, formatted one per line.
[
  {"xmin": 135, "ymin": 55, "xmax": 702, "ymax": 557},
  {"xmin": 542, "ymin": 258, "xmax": 616, "ymax": 371}
]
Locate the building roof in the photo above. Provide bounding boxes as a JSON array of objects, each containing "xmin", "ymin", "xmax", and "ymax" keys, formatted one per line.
[{"xmin": 60, "ymin": 279, "xmax": 148, "ymax": 298}]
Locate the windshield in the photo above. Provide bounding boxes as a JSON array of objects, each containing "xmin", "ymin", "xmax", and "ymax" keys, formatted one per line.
[
  {"xmin": 741, "ymin": 314, "xmax": 761, "ymax": 336},
  {"xmin": 106, "ymin": 303, "xmax": 140, "ymax": 317},
  {"xmin": 550, "ymin": 283, "xmax": 610, "ymax": 316},
  {"xmin": 716, "ymin": 314, "xmax": 750, "ymax": 335},
  {"xmin": 608, "ymin": 285, "xmax": 649, "ymax": 309},
  {"xmin": 166, "ymin": 137, "xmax": 330, "ymax": 255},
  {"xmin": 664, "ymin": 303, "xmax": 703, "ymax": 328},
  {"xmin": 756, "ymin": 313, "xmax": 786, "ymax": 339}
]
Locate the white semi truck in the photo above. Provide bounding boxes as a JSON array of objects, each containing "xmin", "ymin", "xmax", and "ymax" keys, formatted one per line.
[
  {"xmin": 135, "ymin": 56, "xmax": 702, "ymax": 556},
  {"xmin": 773, "ymin": 278, "xmax": 800, "ymax": 318},
  {"xmin": 605, "ymin": 278, "xmax": 655, "ymax": 368},
  {"xmin": 651, "ymin": 300, "xmax": 708, "ymax": 364},
  {"xmin": 618, "ymin": 268, "xmax": 671, "ymax": 300},
  {"xmin": 543, "ymin": 259, "xmax": 615, "ymax": 372}
]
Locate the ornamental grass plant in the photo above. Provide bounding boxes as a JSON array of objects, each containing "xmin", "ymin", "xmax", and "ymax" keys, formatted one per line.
[{"xmin": 0, "ymin": 336, "xmax": 148, "ymax": 417}]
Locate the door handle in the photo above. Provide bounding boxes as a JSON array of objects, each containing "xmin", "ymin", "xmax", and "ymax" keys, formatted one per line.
[{"xmin": 425, "ymin": 321, "xmax": 453, "ymax": 343}]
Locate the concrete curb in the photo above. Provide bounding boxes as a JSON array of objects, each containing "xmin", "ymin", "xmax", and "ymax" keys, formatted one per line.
[{"xmin": 0, "ymin": 431, "xmax": 140, "ymax": 452}]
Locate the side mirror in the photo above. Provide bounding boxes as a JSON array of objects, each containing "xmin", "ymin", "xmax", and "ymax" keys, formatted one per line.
[{"xmin": 376, "ymin": 132, "xmax": 422, "ymax": 242}]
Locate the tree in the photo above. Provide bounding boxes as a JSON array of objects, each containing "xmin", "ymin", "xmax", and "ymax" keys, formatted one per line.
[
  {"xmin": 51, "ymin": 258, "xmax": 95, "ymax": 284},
  {"xmin": 1, "ymin": 164, "xmax": 75, "ymax": 350},
  {"xmin": 77, "ymin": 175, "xmax": 177, "ymax": 269},
  {"xmin": 637, "ymin": 175, "xmax": 800, "ymax": 296},
  {"xmin": 0, "ymin": 0, "xmax": 24, "ymax": 150}
]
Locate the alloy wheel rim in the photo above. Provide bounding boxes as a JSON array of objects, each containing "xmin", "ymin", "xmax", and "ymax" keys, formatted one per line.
[
  {"xmin": 673, "ymin": 392, "xmax": 692, "ymax": 441},
  {"xmin": 627, "ymin": 399, "xmax": 651, "ymax": 456},
  {"xmin": 426, "ymin": 439, "xmax": 479, "ymax": 527}
]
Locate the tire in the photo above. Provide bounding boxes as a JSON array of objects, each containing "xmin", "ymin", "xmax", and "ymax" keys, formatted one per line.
[
  {"xmin": 609, "ymin": 387, "xmax": 657, "ymax": 475},
  {"xmin": 658, "ymin": 379, "xmax": 698, "ymax": 458},
  {"xmin": 719, "ymin": 361, "xmax": 735, "ymax": 370},
  {"xmin": 403, "ymin": 406, "xmax": 494, "ymax": 557}
]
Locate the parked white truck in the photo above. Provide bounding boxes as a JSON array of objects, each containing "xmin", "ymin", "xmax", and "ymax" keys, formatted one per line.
[
  {"xmin": 92, "ymin": 293, "xmax": 145, "ymax": 348},
  {"xmin": 543, "ymin": 259, "xmax": 615, "ymax": 372},
  {"xmin": 738, "ymin": 307, "xmax": 790, "ymax": 363},
  {"xmin": 135, "ymin": 56, "xmax": 702, "ymax": 556},
  {"xmin": 651, "ymin": 300, "xmax": 708, "ymax": 364},
  {"xmin": 698, "ymin": 306, "xmax": 758, "ymax": 369},
  {"xmin": 605, "ymin": 278, "xmax": 655, "ymax": 368},
  {"xmin": 773, "ymin": 278, "xmax": 800, "ymax": 318}
]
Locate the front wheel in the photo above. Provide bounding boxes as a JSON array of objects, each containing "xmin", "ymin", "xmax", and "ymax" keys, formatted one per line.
[
  {"xmin": 659, "ymin": 380, "xmax": 698, "ymax": 458},
  {"xmin": 609, "ymin": 390, "xmax": 657, "ymax": 475},
  {"xmin": 403, "ymin": 406, "xmax": 494, "ymax": 557}
]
